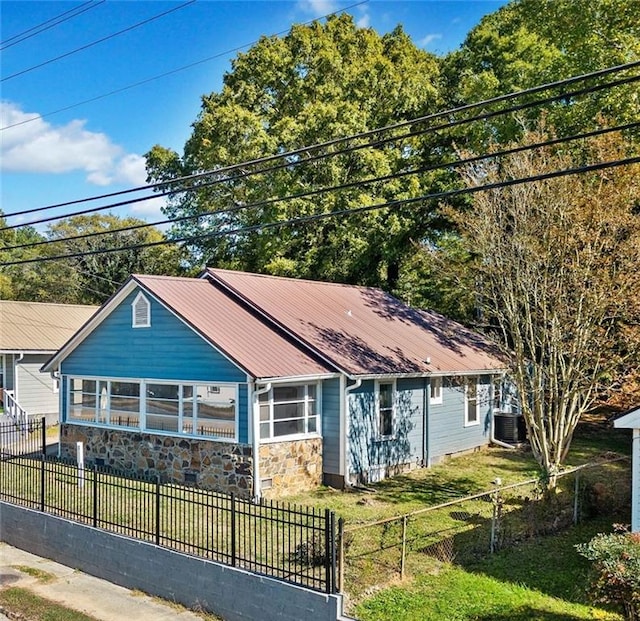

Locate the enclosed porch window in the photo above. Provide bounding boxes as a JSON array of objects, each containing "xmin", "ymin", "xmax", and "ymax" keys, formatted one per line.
[{"xmin": 67, "ymin": 377, "xmax": 237, "ymax": 440}]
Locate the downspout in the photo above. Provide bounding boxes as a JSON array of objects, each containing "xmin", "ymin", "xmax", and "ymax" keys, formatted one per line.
[
  {"xmin": 252, "ymin": 382, "xmax": 271, "ymax": 502},
  {"xmin": 14, "ymin": 352, "xmax": 24, "ymax": 399},
  {"xmin": 50, "ymin": 369, "xmax": 61, "ymax": 458},
  {"xmin": 343, "ymin": 378, "xmax": 362, "ymax": 489}
]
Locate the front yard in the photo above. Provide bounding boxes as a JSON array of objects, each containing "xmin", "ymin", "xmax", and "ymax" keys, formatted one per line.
[{"xmin": 288, "ymin": 414, "xmax": 634, "ymax": 620}]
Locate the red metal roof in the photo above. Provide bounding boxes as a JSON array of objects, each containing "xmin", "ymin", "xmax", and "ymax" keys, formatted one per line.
[
  {"xmin": 134, "ymin": 274, "xmax": 334, "ymax": 379},
  {"xmin": 204, "ymin": 268, "xmax": 504, "ymax": 376}
]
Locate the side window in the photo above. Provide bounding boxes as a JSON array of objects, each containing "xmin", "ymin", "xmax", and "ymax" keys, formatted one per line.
[
  {"xmin": 131, "ymin": 292, "xmax": 150, "ymax": 328},
  {"xmin": 465, "ymin": 377, "xmax": 479, "ymax": 426},
  {"xmin": 430, "ymin": 376, "xmax": 443, "ymax": 405},
  {"xmin": 377, "ymin": 381, "xmax": 395, "ymax": 438}
]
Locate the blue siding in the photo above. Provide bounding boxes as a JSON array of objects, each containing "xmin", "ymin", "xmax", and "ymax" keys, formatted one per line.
[
  {"xmin": 348, "ymin": 378, "xmax": 424, "ymax": 480},
  {"xmin": 321, "ymin": 377, "xmax": 342, "ymax": 475},
  {"xmin": 428, "ymin": 375, "xmax": 492, "ymax": 461},
  {"xmin": 60, "ymin": 287, "xmax": 250, "ymax": 442},
  {"xmin": 61, "ymin": 289, "xmax": 247, "ymax": 383}
]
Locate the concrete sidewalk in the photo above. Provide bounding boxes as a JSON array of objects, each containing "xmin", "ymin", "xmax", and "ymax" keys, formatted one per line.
[{"xmin": 0, "ymin": 543, "xmax": 215, "ymax": 620}]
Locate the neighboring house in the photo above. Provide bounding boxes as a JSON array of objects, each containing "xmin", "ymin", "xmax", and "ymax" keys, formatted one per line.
[
  {"xmin": 1, "ymin": 300, "xmax": 98, "ymax": 425},
  {"xmin": 43, "ymin": 269, "xmax": 509, "ymax": 498},
  {"xmin": 614, "ymin": 408, "xmax": 640, "ymax": 532}
]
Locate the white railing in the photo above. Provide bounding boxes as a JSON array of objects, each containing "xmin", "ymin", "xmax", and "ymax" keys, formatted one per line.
[{"xmin": 3, "ymin": 389, "xmax": 29, "ymax": 432}]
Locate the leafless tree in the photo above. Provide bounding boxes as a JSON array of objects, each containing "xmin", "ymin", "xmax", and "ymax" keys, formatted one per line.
[{"xmin": 454, "ymin": 130, "xmax": 640, "ymax": 484}]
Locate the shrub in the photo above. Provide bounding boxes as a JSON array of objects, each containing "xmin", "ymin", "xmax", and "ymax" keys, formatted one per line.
[{"xmin": 576, "ymin": 525, "xmax": 640, "ymax": 620}]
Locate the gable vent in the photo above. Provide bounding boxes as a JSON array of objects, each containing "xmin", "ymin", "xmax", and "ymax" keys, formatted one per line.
[{"xmin": 132, "ymin": 292, "xmax": 150, "ymax": 328}]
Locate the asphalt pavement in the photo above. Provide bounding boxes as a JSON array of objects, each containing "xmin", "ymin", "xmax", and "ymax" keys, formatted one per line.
[{"xmin": 0, "ymin": 543, "xmax": 212, "ymax": 620}]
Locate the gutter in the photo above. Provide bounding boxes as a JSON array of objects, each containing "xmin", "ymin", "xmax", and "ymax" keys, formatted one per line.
[{"xmin": 252, "ymin": 382, "xmax": 271, "ymax": 501}]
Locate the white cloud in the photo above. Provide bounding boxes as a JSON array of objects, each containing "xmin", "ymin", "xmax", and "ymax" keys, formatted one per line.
[
  {"xmin": 295, "ymin": 0, "xmax": 339, "ymax": 17},
  {"xmin": 0, "ymin": 101, "xmax": 145, "ymax": 187},
  {"xmin": 356, "ymin": 6, "xmax": 370, "ymax": 28},
  {"xmin": 419, "ymin": 33, "xmax": 443, "ymax": 48},
  {"xmin": 130, "ymin": 195, "xmax": 168, "ymax": 223}
]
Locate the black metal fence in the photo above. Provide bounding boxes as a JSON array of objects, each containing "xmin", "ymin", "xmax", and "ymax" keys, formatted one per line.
[
  {"xmin": 0, "ymin": 421, "xmax": 337, "ymax": 594},
  {"xmin": 0, "ymin": 416, "xmax": 46, "ymax": 458}
]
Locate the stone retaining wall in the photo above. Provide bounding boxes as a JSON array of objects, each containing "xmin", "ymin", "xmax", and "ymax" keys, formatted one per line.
[{"xmin": 60, "ymin": 424, "xmax": 254, "ymax": 497}]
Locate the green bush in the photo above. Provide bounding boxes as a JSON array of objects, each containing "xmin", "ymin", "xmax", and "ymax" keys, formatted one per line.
[{"xmin": 576, "ymin": 526, "xmax": 640, "ymax": 621}]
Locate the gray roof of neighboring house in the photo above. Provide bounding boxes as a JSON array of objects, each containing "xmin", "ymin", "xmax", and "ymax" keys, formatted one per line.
[
  {"xmin": 203, "ymin": 268, "xmax": 504, "ymax": 377},
  {"xmin": 0, "ymin": 300, "xmax": 98, "ymax": 352}
]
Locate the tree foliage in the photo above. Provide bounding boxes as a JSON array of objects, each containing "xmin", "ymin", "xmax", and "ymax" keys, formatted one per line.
[
  {"xmin": 451, "ymin": 129, "xmax": 640, "ymax": 479},
  {"xmin": 577, "ymin": 527, "xmax": 640, "ymax": 621},
  {"xmin": 443, "ymin": 0, "xmax": 640, "ymax": 146},
  {"xmin": 146, "ymin": 14, "xmax": 449, "ymax": 291},
  {"xmin": 0, "ymin": 213, "xmax": 185, "ymax": 305}
]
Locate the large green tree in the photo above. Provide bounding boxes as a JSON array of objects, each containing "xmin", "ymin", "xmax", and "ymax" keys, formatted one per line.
[
  {"xmin": 45, "ymin": 214, "xmax": 186, "ymax": 304},
  {"xmin": 443, "ymin": 0, "xmax": 640, "ymax": 146},
  {"xmin": 0, "ymin": 213, "xmax": 184, "ymax": 304},
  {"xmin": 146, "ymin": 14, "xmax": 448, "ymax": 291}
]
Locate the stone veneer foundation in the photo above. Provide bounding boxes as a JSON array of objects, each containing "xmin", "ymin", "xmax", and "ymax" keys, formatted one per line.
[
  {"xmin": 60, "ymin": 424, "xmax": 254, "ymax": 497},
  {"xmin": 60, "ymin": 425, "xmax": 324, "ymax": 499},
  {"xmin": 259, "ymin": 438, "xmax": 323, "ymax": 498}
]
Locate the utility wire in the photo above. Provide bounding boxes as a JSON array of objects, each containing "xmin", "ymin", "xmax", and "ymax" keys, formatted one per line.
[
  {"xmin": 2, "ymin": 64, "xmax": 639, "ymax": 224},
  {"xmin": 1, "ymin": 1, "xmax": 196, "ymax": 82},
  {"xmin": 2, "ymin": 155, "xmax": 638, "ymax": 267},
  {"xmin": 0, "ymin": 0, "xmax": 368, "ymax": 130},
  {"xmin": 3, "ymin": 121, "xmax": 638, "ymax": 252},
  {"xmin": 0, "ymin": 1, "xmax": 105, "ymax": 51}
]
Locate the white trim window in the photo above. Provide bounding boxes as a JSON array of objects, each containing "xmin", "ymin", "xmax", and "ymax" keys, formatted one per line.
[
  {"xmin": 131, "ymin": 292, "xmax": 150, "ymax": 328},
  {"xmin": 259, "ymin": 383, "xmax": 319, "ymax": 440},
  {"xmin": 465, "ymin": 377, "xmax": 480, "ymax": 426},
  {"xmin": 376, "ymin": 380, "xmax": 395, "ymax": 438},
  {"xmin": 67, "ymin": 377, "xmax": 237, "ymax": 440},
  {"xmin": 430, "ymin": 376, "xmax": 443, "ymax": 405}
]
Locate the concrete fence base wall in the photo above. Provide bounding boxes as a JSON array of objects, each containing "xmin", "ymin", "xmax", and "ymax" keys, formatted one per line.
[{"xmin": 0, "ymin": 502, "xmax": 350, "ymax": 621}]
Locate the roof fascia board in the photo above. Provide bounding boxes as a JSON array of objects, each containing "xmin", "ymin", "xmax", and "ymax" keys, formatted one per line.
[
  {"xmin": 42, "ymin": 278, "xmax": 140, "ymax": 373},
  {"xmin": 255, "ymin": 373, "xmax": 341, "ymax": 384},
  {"xmin": 1, "ymin": 350, "xmax": 57, "ymax": 355},
  {"xmin": 349, "ymin": 369, "xmax": 506, "ymax": 381},
  {"xmin": 614, "ymin": 408, "xmax": 640, "ymax": 428},
  {"xmin": 202, "ymin": 270, "xmax": 349, "ymax": 375}
]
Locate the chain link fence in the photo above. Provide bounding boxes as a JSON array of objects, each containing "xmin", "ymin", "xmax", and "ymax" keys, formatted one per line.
[{"xmin": 338, "ymin": 457, "xmax": 632, "ymax": 596}]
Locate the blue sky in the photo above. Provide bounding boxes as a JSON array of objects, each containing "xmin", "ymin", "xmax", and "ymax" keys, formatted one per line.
[{"xmin": 1, "ymin": 0, "xmax": 507, "ymax": 230}]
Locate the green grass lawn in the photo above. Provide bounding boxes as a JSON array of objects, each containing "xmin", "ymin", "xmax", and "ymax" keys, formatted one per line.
[
  {"xmin": 355, "ymin": 518, "xmax": 623, "ymax": 621},
  {"xmin": 0, "ymin": 588, "xmax": 101, "ymax": 621}
]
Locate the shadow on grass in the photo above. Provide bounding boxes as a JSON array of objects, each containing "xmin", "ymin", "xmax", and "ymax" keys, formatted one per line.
[{"xmin": 458, "ymin": 518, "xmax": 616, "ymax": 604}]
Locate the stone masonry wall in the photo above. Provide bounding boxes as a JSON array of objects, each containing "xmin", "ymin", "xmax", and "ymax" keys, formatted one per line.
[
  {"xmin": 60, "ymin": 424, "xmax": 254, "ymax": 497},
  {"xmin": 259, "ymin": 438, "xmax": 323, "ymax": 498}
]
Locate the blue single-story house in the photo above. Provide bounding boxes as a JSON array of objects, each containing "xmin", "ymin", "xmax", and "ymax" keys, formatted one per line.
[{"xmin": 43, "ymin": 268, "xmax": 511, "ymax": 498}]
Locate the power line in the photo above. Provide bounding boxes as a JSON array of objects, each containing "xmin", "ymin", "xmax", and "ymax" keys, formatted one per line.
[
  {"xmin": 0, "ymin": 0, "xmax": 369, "ymax": 131},
  {"xmin": 1, "ymin": 1, "xmax": 196, "ymax": 82},
  {"xmin": 3, "ymin": 63, "xmax": 639, "ymax": 225},
  {"xmin": 0, "ymin": 1, "xmax": 105, "ymax": 51},
  {"xmin": 2, "ymin": 155, "xmax": 637, "ymax": 267},
  {"xmin": 3, "ymin": 121, "xmax": 638, "ymax": 253}
]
